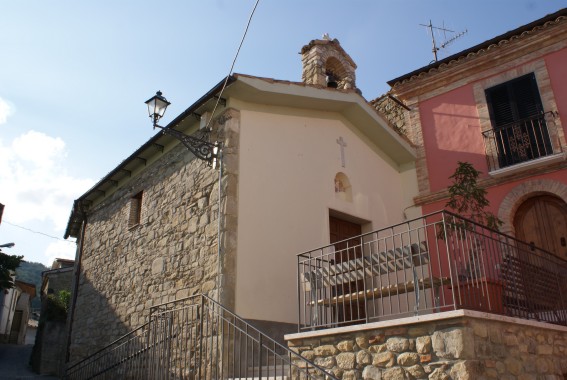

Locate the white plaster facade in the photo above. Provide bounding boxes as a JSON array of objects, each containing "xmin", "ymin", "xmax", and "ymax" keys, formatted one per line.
[{"xmin": 228, "ymin": 77, "xmax": 419, "ymax": 324}]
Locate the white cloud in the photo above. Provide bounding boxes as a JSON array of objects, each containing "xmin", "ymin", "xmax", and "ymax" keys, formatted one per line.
[
  {"xmin": 0, "ymin": 97, "xmax": 14, "ymax": 124},
  {"xmin": 0, "ymin": 130, "xmax": 94, "ymax": 231},
  {"xmin": 44, "ymin": 240, "xmax": 77, "ymax": 266}
]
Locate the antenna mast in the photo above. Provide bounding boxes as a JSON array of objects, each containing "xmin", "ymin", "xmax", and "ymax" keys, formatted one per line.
[{"xmin": 420, "ymin": 20, "xmax": 467, "ymax": 62}]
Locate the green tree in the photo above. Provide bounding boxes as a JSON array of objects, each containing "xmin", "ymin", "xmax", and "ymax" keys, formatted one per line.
[
  {"xmin": 15, "ymin": 261, "xmax": 49, "ymax": 309},
  {"xmin": 0, "ymin": 251, "xmax": 24, "ymax": 290},
  {"xmin": 446, "ymin": 161, "xmax": 502, "ymax": 230}
]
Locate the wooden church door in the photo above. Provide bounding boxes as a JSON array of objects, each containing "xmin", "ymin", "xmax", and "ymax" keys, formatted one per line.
[
  {"xmin": 514, "ymin": 195, "xmax": 567, "ymax": 259},
  {"xmin": 329, "ymin": 216, "xmax": 365, "ymax": 324}
]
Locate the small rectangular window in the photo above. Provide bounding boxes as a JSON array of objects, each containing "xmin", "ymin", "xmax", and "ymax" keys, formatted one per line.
[{"xmin": 128, "ymin": 191, "xmax": 143, "ymax": 228}]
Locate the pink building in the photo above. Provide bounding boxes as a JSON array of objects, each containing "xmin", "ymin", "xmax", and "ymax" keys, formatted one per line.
[{"xmin": 388, "ymin": 8, "xmax": 567, "ymax": 259}]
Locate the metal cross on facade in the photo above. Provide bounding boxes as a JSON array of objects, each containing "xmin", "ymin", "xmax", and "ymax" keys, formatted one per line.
[{"xmin": 336, "ymin": 137, "xmax": 347, "ymax": 168}]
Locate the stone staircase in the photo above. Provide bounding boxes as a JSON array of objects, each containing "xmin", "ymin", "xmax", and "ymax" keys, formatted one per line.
[{"xmin": 65, "ymin": 294, "xmax": 335, "ymax": 380}]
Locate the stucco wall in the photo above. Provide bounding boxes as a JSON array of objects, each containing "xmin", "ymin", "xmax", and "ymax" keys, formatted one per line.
[
  {"xmin": 547, "ymin": 48, "xmax": 567, "ymax": 119},
  {"xmin": 235, "ymin": 106, "xmax": 419, "ymax": 324},
  {"xmin": 418, "ymin": 48, "xmax": 567, "ymax": 196},
  {"xmin": 419, "ymin": 85, "xmax": 487, "ymax": 193}
]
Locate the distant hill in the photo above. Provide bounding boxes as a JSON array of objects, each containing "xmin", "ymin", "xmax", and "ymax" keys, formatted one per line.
[{"xmin": 16, "ymin": 261, "xmax": 49, "ymax": 310}]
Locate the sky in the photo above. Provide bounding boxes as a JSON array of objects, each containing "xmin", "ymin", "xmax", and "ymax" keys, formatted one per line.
[{"xmin": 0, "ymin": 0, "xmax": 564, "ymax": 266}]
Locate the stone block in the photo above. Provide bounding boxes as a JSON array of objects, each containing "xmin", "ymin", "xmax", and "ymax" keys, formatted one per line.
[
  {"xmin": 420, "ymin": 354, "xmax": 432, "ymax": 363},
  {"xmin": 505, "ymin": 357, "xmax": 523, "ymax": 376},
  {"xmin": 355, "ymin": 334, "xmax": 369, "ymax": 349},
  {"xmin": 175, "ymin": 288, "xmax": 189, "ymax": 299},
  {"xmin": 369, "ymin": 344, "xmax": 388, "ymax": 353},
  {"xmin": 337, "ymin": 339, "xmax": 355, "ymax": 352},
  {"xmin": 428, "ymin": 367, "xmax": 450, "ymax": 380},
  {"xmin": 336, "ymin": 352, "xmax": 356, "ymax": 369},
  {"xmin": 342, "ymin": 370, "xmax": 357, "ymax": 380},
  {"xmin": 449, "ymin": 360, "xmax": 481, "ymax": 380},
  {"xmin": 397, "ymin": 352, "xmax": 419, "ymax": 366},
  {"xmin": 382, "ymin": 367, "xmax": 406, "ymax": 380},
  {"xmin": 301, "ymin": 350, "xmax": 315, "ymax": 360},
  {"xmin": 536, "ymin": 344, "xmax": 553, "ymax": 355},
  {"xmin": 357, "ymin": 350, "xmax": 372, "ymax": 366},
  {"xmin": 536, "ymin": 357, "xmax": 550, "ymax": 374},
  {"xmin": 314, "ymin": 344, "xmax": 339, "ymax": 356},
  {"xmin": 472, "ymin": 322, "xmax": 488, "ymax": 338},
  {"xmin": 314, "ymin": 356, "xmax": 335, "ymax": 369},
  {"xmin": 362, "ymin": 365, "xmax": 382, "ymax": 380},
  {"xmin": 416, "ymin": 336, "xmax": 431, "ymax": 354},
  {"xmin": 372, "ymin": 351, "xmax": 395, "ymax": 368},
  {"xmin": 386, "ymin": 337, "xmax": 409, "ymax": 353},
  {"xmin": 432, "ymin": 328, "xmax": 473, "ymax": 359},
  {"xmin": 405, "ymin": 364, "xmax": 426, "ymax": 379}
]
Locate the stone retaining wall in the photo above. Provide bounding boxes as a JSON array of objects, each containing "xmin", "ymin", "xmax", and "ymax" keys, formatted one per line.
[{"xmin": 286, "ymin": 311, "xmax": 567, "ymax": 379}]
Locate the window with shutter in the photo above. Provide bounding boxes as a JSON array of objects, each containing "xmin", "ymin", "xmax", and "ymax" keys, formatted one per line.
[
  {"xmin": 485, "ymin": 73, "xmax": 552, "ymax": 168},
  {"xmin": 128, "ymin": 191, "xmax": 143, "ymax": 228}
]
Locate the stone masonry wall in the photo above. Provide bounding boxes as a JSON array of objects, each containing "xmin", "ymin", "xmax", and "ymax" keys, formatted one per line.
[
  {"xmin": 370, "ymin": 95, "xmax": 407, "ymax": 137},
  {"xmin": 68, "ymin": 109, "xmax": 240, "ymax": 363},
  {"xmin": 46, "ymin": 271, "xmax": 73, "ymax": 296},
  {"xmin": 287, "ymin": 313, "xmax": 567, "ymax": 380}
]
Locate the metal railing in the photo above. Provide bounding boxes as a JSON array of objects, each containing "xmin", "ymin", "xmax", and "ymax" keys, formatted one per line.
[
  {"xmin": 482, "ymin": 112, "xmax": 563, "ymax": 172},
  {"xmin": 66, "ymin": 294, "xmax": 338, "ymax": 380},
  {"xmin": 297, "ymin": 210, "xmax": 567, "ymax": 331},
  {"xmin": 65, "ymin": 323, "xmax": 152, "ymax": 379}
]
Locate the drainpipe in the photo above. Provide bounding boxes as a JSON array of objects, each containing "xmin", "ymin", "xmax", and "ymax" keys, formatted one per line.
[
  {"xmin": 216, "ymin": 143, "xmax": 224, "ymax": 303},
  {"xmin": 66, "ymin": 214, "xmax": 87, "ymax": 363}
]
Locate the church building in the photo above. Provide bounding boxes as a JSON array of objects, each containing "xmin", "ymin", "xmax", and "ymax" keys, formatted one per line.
[{"xmin": 64, "ymin": 36, "xmax": 418, "ymax": 362}]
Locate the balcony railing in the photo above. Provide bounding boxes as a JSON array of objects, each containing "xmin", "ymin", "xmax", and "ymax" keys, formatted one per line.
[
  {"xmin": 482, "ymin": 112, "xmax": 563, "ymax": 172},
  {"xmin": 66, "ymin": 294, "xmax": 338, "ymax": 380},
  {"xmin": 297, "ymin": 210, "xmax": 567, "ymax": 331}
]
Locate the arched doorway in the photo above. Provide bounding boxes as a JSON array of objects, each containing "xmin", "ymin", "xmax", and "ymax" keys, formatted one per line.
[{"xmin": 514, "ymin": 195, "xmax": 567, "ymax": 259}]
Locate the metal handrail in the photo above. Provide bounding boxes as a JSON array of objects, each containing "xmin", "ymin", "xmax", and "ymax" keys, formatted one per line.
[
  {"xmin": 66, "ymin": 294, "xmax": 338, "ymax": 379},
  {"xmin": 65, "ymin": 323, "xmax": 152, "ymax": 380},
  {"xmin": 481, "ymin": 111, "xmax": 562, "ymax": 172},
  {"xmin": 298, "ymin": 210, "xmax": 567, "ymax": 331}
]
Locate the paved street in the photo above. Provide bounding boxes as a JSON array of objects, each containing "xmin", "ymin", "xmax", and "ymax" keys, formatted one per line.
[{"xmin": 0, "ymin": 344, "xmax": 59, "ymax": 380}]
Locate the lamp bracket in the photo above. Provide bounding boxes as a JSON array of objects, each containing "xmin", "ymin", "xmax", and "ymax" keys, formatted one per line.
[{"xmin": 155, "ymin": 125, "xmax": 218, "ymax": 163}]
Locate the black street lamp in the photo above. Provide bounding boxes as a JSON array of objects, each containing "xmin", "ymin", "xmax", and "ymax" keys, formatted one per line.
[
  {"xmin": 0, "ymin": 242, "xmax": 15, "ymax": 254},
  {"xmin": 145, "ymin": 91, "xmax": 219, "ymax": 164}
]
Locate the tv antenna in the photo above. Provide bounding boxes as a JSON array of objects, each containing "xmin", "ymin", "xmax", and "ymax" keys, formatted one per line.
[{"xmin": 420, "ymin": 20, "xmax": 467, "ymax": 63}]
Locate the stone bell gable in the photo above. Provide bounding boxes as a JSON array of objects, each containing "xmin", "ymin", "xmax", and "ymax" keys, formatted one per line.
[{"xmin": 301, "ymin": 36, "xmax": 357, "ymax": 90}]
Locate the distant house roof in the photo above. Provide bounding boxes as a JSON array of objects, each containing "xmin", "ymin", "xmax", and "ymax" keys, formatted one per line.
[
  {"xmin": 42, "ymin": 266, "xmax": 73, "ymax": 277},
  {"xmin": 387, "ymin": 8, "xmax": 567, "ymax": 87},
  {"xmin": 15, "ymin": 280, "xmax": 36, "ymax": 299},
  {"xmin": 52, "ymin": 258, "xmax": 75, "ymax": 269}
]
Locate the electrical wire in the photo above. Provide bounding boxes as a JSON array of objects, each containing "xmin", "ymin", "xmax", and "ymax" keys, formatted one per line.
[
  {"xmin": 205, "ymin": 0, "xmax": 261, "ymax": 131},
  {"xmin": 3, "ymin": 220, "xmax": 75, "ymax": 243}
]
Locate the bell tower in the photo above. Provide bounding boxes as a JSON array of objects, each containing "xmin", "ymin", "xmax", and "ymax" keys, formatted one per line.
[{"xmin": 301, "ymin": 34, "xmax": 357, "ymax": 90}]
